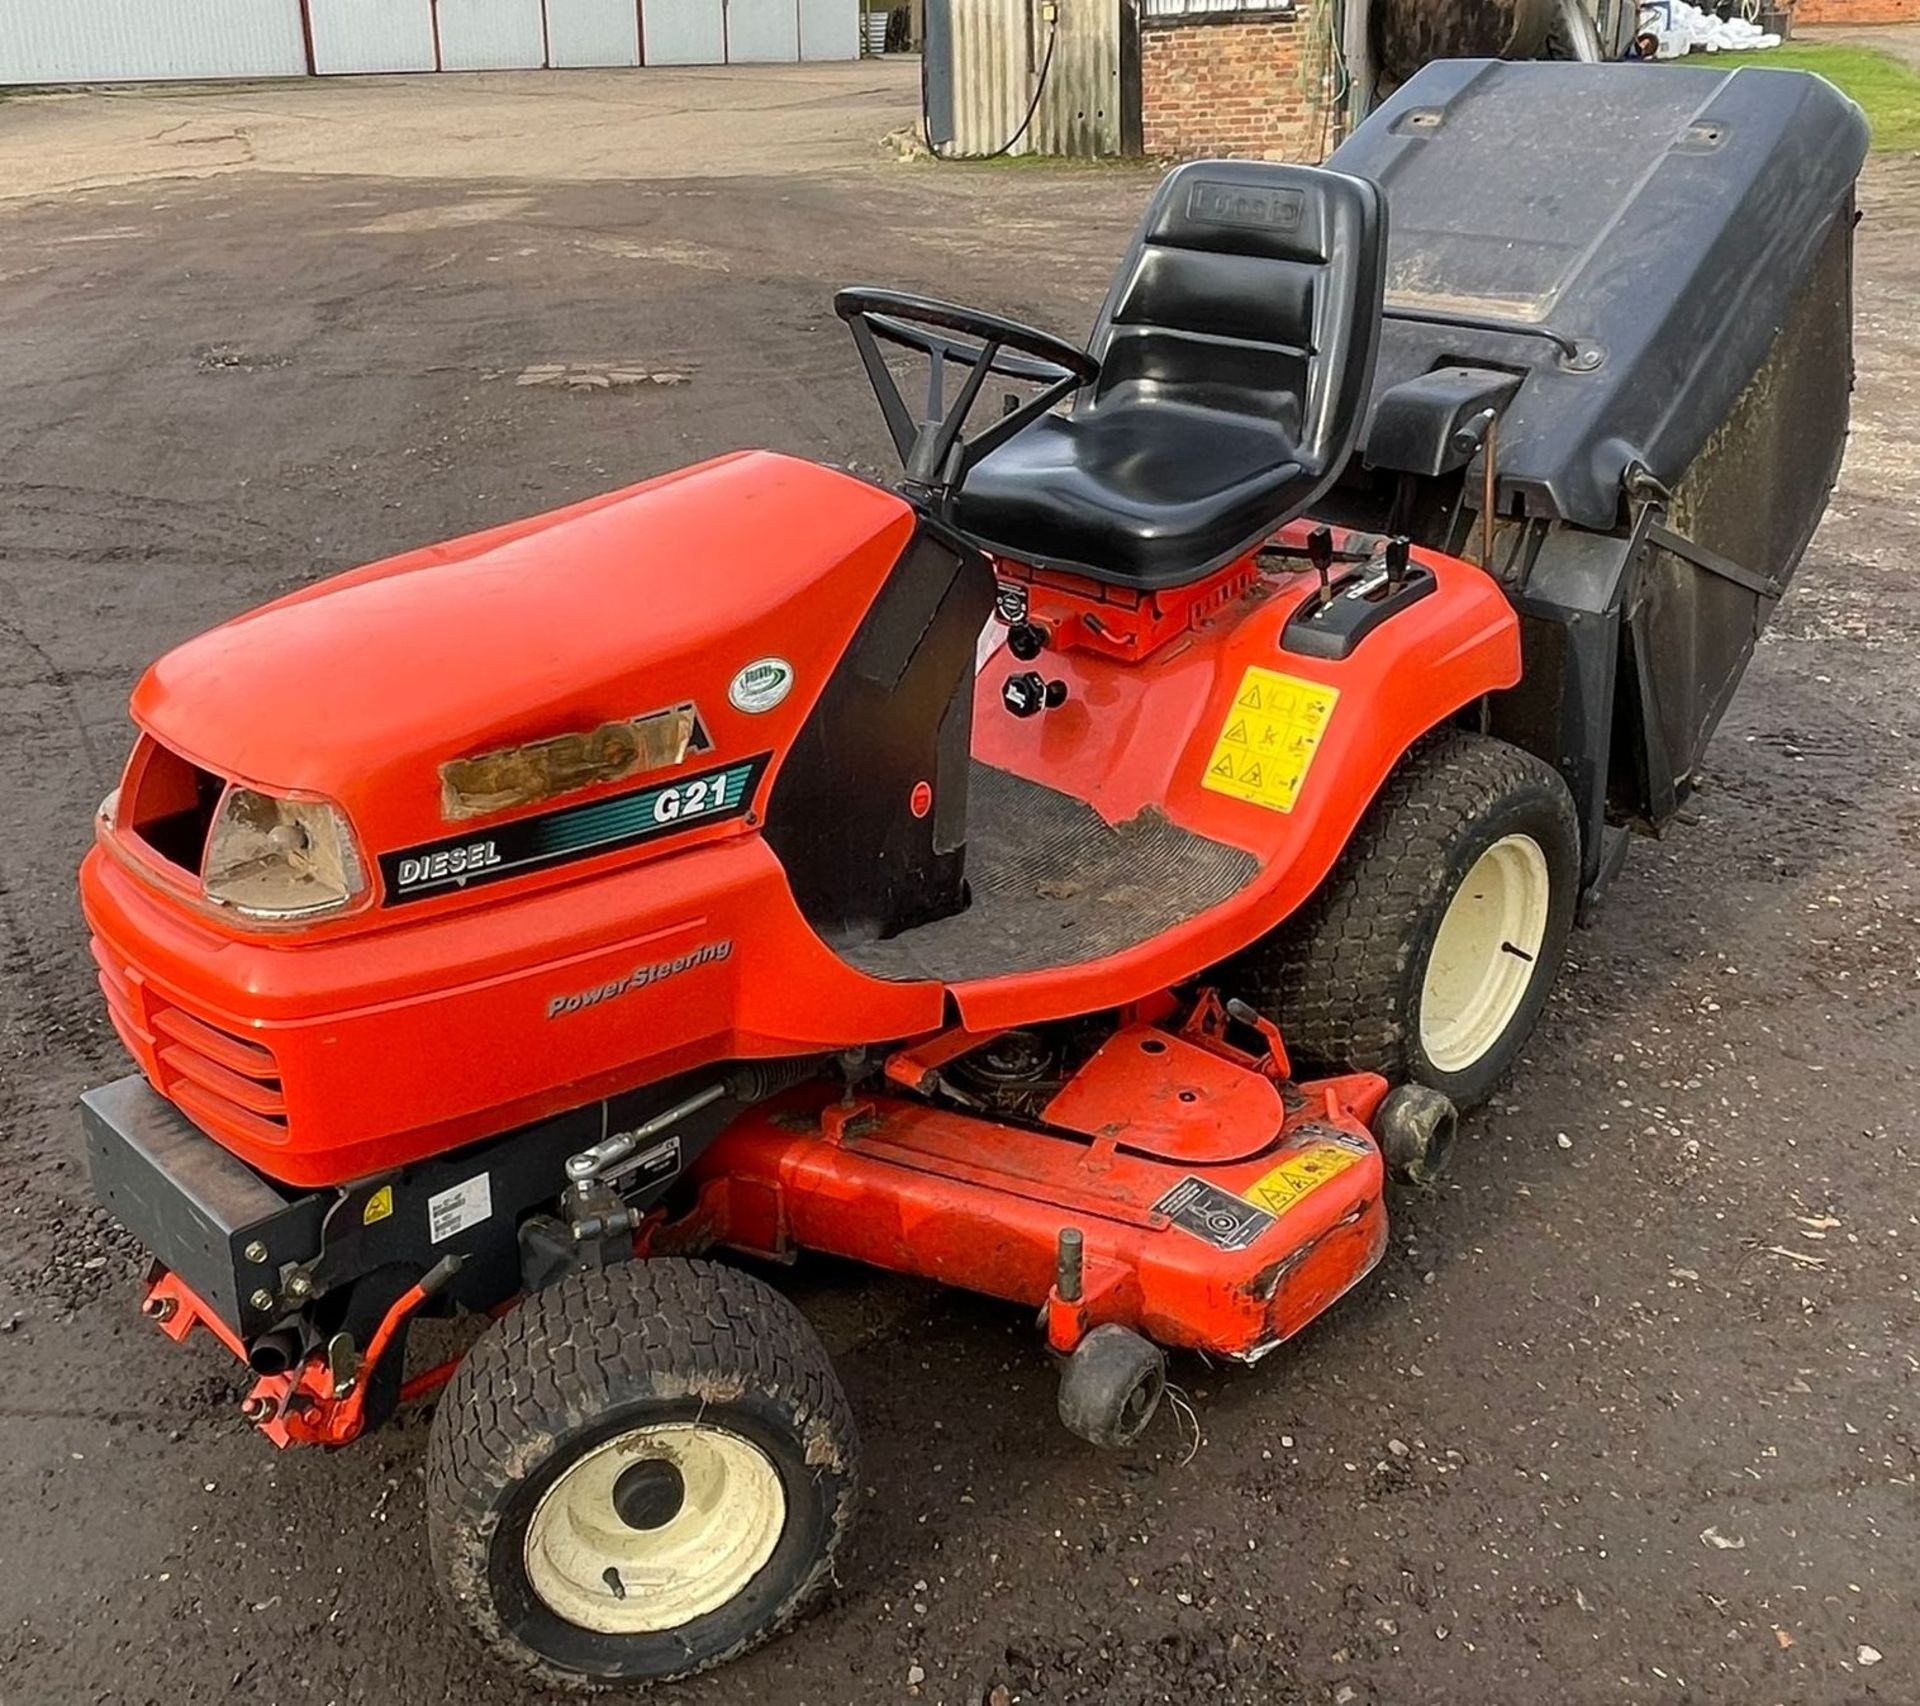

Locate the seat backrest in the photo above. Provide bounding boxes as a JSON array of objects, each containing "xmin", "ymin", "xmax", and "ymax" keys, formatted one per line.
[{"xmin": 1086, "ymin": 160, "xmax": 1387, "ymax": 478}]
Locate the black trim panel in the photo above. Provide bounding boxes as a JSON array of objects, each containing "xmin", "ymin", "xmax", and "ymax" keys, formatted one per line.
[{"xmin": 379, "ymin": 754, "xmax": 770, "ymax": 905}]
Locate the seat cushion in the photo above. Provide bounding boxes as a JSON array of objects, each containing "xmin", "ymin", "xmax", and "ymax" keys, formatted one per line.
[{"xmin": 954, "ymin": 398, "xmax": 1309, "ymax": 588}]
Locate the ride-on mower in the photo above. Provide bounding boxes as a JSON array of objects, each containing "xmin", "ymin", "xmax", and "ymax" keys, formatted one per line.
[{"xmin": 78, "ymin": 61, "xmax": 1863, "ymax": 1688}]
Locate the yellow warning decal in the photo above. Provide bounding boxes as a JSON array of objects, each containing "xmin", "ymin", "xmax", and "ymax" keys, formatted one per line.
[
  {"xmin": 1245, "ymin": 1143, "xmax": 1362, "ymax": 1216},
  {"xmin": 1201, "ymin": 667, "xmax": 1339, "ymax": 814},
  {"xmin": 362, "ymin": 1184, "xmax": 394, "ymax": 1227}
]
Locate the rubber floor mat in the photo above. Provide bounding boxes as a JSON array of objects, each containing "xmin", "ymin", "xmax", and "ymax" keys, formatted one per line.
[{"xmin": 840, "ymin": 763, "xmax": 1259, "ymax": 984}]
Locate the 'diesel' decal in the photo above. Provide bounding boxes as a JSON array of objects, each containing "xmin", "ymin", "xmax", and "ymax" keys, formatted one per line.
[{"xmin": 380, "ymin": 753, "xmax": 769, "ymax": 904}]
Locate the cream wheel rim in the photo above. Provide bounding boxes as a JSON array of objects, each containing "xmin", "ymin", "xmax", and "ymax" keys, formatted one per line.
[
  {"xmin": 523, "ymin": 1422, "xmax": 786, "ymax": 1635},
  {"xmin": 1419, "ymin": 833, "xmax": 1551, "ymax": 1075}
]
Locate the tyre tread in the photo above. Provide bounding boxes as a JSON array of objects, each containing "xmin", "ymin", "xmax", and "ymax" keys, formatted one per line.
[
  {"xmin": 427, "ymin": 1258, "xmax": 859, "ymax": 1691},
  {"xmin": 1240, "ymin": 727, "xmax": 1576, "ymax": 1083}
]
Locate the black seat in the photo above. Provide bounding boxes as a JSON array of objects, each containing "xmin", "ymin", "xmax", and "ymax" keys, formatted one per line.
[{"xmin": 953, "ymin": 160, "xmax": 1387, "ymax": 590}]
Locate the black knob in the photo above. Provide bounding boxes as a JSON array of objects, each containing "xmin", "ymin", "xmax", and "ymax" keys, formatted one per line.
[
  {"xmin": 1385, "ymin": 535, "xmax": 1411, "ymax": 588},
  {"xmin": 1007, "ymin": 622, "xmax": 1048, "ymax": 661},
  {"xmin": 1003, "ymin": 672, "xmax": 1069, "ymax": 718},
  {"xmin": 1003, "ymin": 671, "xmax": 1046, "ymax": 717},
  {"xmin": 1306, "ymin": 525, "xmax": 1335, "ymax": 575}
]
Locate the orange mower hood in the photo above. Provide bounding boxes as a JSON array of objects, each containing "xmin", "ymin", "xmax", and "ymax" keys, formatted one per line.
[{"xmin": 128, "ymin": 452, "xmax": 917, "ymax": 854}]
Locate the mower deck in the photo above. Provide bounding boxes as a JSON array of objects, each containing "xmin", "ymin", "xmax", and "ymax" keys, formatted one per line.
[{"xmin": 657, "ymin": 1027, "xmax": 1390, "ymax": 1362}]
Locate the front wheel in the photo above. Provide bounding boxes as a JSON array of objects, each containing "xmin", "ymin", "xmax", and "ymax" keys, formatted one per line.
[
  {"xmin": 1234, "ymin": 729, "xmax": 1579, "ymax": 1110},
  {"xmin": 426, "ymin": 1258, "xmax": 859, "ymax": 1690}
]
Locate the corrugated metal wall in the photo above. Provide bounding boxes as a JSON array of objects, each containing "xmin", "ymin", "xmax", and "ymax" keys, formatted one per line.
[
  {"xmin": 438, "ymin": 0, "xmax": 550, "ymax": 70},
  {"xmin": 798, "ymin": 0, "xmax": 861, "ymax": 59},
  {"xmin": 644, "ymin": 0, "xmax": 728, "ymax": 64},
  {"xmin": 935, "ymin": 0, "xmax": 1120, "ymax": 158},
  {"xmin": 1030, "ymin": 0, "xmax": 1119, "ymax": 155},
  {"xmin": 547, "ymin": 0, "xmax": 642, "ymax": 66},
  {"xmin": 727, "ymin": 0, "xmax": 802, "ymax": 62},
  {"xmin": 0, "ymin": 0, "xmax": 862, "ymax": 84},
  {"xmin": 942, "ymin": 0, "xmax": 1028, "ymax": 156},
  {"xmin": 0, "ymin": 0, "xmax": 307, "ymax": 83},
  {"xmin": 308, "ymin": 0, "xmax": 436, "ymax": 74}
]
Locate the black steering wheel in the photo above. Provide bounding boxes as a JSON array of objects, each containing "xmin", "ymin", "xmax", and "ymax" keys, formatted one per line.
[{"xmin": 834, "ymin": 287, "xmax": 1099, "ymax": 503}]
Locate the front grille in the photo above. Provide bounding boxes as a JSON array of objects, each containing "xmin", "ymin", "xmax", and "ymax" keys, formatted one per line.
[{"xmin": 92, "ymin": 937, "xmax": 289, "ymax": 1149}]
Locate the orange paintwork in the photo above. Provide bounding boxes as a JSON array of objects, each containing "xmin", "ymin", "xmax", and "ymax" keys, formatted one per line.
[
  {"xmin": 964, "ymin": 528, "xmax": 1519, "ymax": 1029},
  {"xmin": 142, "ymin": 1266, "xmax": 449, "ymax": 1447},
  {"xmin": 1042, "ymin": 1024, "xmax": 1285, "ymax": 1164},
  {"xmin": 119, "ymin": 451, "xmax": 917, "ymax": 923},
  {"xmin": 83, "ymin": 453, "xmax": 1520, "ymax": 1188},
  {"xmin": 86, "ymin": 834, "xmax": 945, "ymax": 1186},
  {"xmin": 663, "ymin": 1063, "xmax": 1391, "ymax": 1361}
]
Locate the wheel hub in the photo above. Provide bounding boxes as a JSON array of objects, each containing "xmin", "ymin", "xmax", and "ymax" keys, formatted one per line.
[
  {"xmin": 612, "ymin": 1458, "xmax": 687, "ymax": 1531},
  {"xmin": 1419, "ymin": 832, "xmax": 1551, "ymax": 1075},
  {"xmin": 523, "ymin": 1422, "xmax": 786, "ymax": 1636}
]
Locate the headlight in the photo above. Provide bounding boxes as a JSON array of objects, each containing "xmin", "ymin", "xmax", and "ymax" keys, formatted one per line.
[{"xmin": 201, "ymin": 787, "xmax": 366, "ymax": 921}]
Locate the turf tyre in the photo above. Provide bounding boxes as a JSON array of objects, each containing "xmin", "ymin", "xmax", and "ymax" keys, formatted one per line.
[
  {"xmin": 1236, "ymin": 728, "xmax": 1578, "ymax": 1110},
  {"xmin": 426, "ymin": 1257, "xmax": 858, "ymax": 1690}
]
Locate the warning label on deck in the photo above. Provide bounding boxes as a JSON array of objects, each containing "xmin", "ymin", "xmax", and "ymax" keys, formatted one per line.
[
  {"xmin": 1151, "ymin": 1176, "xmax": 1277, "ymax": 1251},
  {"xmin": 1201, "ymin": 666, "xmax": 1339, "ymax": 814},
  {"xmin": 1246, "ymin": 1143, "xmax": 1361, "ymax": 1217}
]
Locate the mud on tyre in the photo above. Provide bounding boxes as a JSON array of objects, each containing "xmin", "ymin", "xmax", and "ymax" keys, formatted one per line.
[{"xmin": 426, "ymin": 1257, "xmax": 859, "ymax": 1690}]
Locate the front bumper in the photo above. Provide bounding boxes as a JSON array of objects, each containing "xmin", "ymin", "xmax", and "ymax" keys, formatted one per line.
[
  {"xmin": 83, "ymin": 1074, "xmax": 324, "ymax": 1341},
  {"xmin": 81, "ymin": 831, "xmax": 942, "ymax": 1190},
  {"xmin": 84, "ymin": 1067, "xmax": 645, "ymax": 1333},
  {"xmin": 83, "ymin": 1070, "xmax": 634, "ymax": 1446}
]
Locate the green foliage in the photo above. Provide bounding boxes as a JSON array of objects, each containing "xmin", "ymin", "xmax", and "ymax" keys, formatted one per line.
[{"xmin": 1702, "ymin": 43, "xmax": 1920, "ymax": 152}]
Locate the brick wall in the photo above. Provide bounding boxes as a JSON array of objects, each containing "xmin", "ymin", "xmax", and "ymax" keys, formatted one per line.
[
  {"xmin": 1796, "ymin": 0, "xmax": 1920, "ymax": 24},
  {"xmin": 1139, "ymin": 7, "xmax": 1336, "ymax": 163}
]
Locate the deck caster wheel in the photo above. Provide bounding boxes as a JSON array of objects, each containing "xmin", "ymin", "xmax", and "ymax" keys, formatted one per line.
[
  {"xmin": 426, "ymin": 1259, "xmax": 859, "ymax": 1690},
  {"xmin": 1058, "ymin": 1324, "xmax": 1167, "ymax": 1448},
  {"xmin": 1376, "ymin": 1082, "xmax": 1458, "ymax": 1185}
]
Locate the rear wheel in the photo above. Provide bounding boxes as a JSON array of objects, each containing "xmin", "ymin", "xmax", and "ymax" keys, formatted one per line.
[
  {"xmin": 1235, "ymin": 729, "xmax": 1578, "ymax": 1110},
  {"xmin": 426, "ymin": 1258, "xmax": 859, "ymax": 1690}
]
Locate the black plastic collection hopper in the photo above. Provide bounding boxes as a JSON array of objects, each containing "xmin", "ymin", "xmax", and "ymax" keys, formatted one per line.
[{"xmin": 1322, "ymin": 59, "xmax": 1868, "ymax": 909}]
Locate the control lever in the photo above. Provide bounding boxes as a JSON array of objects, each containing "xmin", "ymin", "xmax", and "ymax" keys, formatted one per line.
[
  {"xmin": 1307, "ymin": 525, "xmax": 1336, "ymax": 610},
  {"xmin": 1385, "ymin": 535, "xmax": 1411, "ymax": 591},
  {"xmin": 1003, "ymin": 671, "xmax": 1069, "ymax": 718},
  {"xmin": 1224, "ymin": 997, "xmax": 1291, "ymax": 1080}
]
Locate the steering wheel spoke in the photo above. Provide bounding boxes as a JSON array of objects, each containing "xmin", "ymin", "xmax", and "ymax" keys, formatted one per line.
[{"xmin": 835, "ymin": 287, "xmax": 1098, "ymax": 505}]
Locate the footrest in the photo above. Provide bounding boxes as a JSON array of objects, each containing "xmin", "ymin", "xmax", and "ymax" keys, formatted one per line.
[{"xmin": 838, "ymin": 764, "xmax": 1258, "ymax": 984}]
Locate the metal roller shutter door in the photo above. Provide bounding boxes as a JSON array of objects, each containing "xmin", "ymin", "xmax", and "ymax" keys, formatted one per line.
[
  {"xmin": 547, "ymin": 0, "xmax": 642, "ymax": 66},
  {"xmin": 0, "ymin": 0, "xmax": 307, "ymax": 83},
  {"xmin": 307, "ymin": 0, "xmax": 437, "ymax": 73}
]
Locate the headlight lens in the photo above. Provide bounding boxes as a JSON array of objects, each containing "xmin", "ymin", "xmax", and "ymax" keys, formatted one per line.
[{"xmin": 201, "ymin": 787, "xmax": 366, "ymax": 920}]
